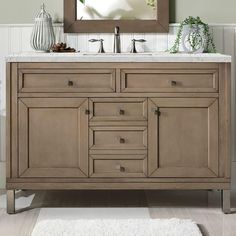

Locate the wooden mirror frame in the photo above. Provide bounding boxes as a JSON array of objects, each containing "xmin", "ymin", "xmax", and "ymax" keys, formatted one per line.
[{"xmin": 64, "ymin": 0, "xmax": 169, "ymax": 33}]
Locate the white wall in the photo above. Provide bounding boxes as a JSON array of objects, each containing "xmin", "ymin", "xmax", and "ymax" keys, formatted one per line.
[{"xmin": 0, "ymin": 24, "xmax": 236, "ymax": 189}]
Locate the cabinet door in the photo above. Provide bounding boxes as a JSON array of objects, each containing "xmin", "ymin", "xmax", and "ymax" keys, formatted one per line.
[
  {"xmin": 148, "ymin": 98, "xmax": 218, "ymax": 178},
  {"xmin": 18, "ymin": 98, "xmax": 88, "ymax": 178}
]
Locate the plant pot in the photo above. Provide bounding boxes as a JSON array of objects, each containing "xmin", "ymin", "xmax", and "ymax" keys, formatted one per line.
[{"xmin": 181, "ymin": 24, "xmax": 206, "ymax": 53}]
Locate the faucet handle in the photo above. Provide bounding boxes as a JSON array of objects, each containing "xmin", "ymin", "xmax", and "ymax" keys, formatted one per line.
[
  {"xmin": 130, "ymin": 39, "xmax": 146, "ymax": 53},
  {"xmin": 89, "ymin": 39, "xmax": 105, "ymax": 53},
  {"xmin": 132, "ymin": 39, "xmax": 146, "ymax": 43}
]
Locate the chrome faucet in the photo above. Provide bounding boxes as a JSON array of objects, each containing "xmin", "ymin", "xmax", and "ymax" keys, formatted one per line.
[{"xmin": 113, "ymin": 26, "xmax": 121, "ymax": 53}]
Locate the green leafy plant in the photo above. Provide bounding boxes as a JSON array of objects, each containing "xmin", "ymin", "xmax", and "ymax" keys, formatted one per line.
[
  {"xmin": 79, "ymin": 0, "xmax": 85, "ymax": 4},
  {"xmin": 169, "ymin": 16, "xmax": 216, "ymax": 53}
]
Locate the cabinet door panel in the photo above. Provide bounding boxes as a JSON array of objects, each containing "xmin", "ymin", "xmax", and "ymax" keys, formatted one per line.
[
  {"xmin": 18, "ymin": 98, "xmax": 88, "ymax": 178},
  {"xmin": 148, "ymin": 98, "xmax": 218, "ymax": 178}
]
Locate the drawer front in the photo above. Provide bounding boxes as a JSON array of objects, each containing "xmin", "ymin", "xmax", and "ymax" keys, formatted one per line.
[
  {"xmin": 89, "ymin": 127, "xmax": 147, "ymax": 150},
  {"xmin": 89, "ymin": 155, "xmax": 147, "ymax": 177},
  {"xmin": 19, "ymin": 69, "xmax": 116, "ymax": 93},
  {"xmin": 89, "ymin": 98, "xmax": 147, "ymax": 121},
  {"xmin": 121, "ymin": 69, "xmax": 218, "ymax": 93}
]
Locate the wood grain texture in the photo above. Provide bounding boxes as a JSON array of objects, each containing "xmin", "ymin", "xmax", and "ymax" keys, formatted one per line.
[
  {"xmin": 121, "ymin": 69, "xmax": 219, "ymax": 93},
  {"xmin": 6, "ymin": 62, "xmax": 231, "ymax": 202},
  {"xmin": 10, "ymin": 63, "xmax": 18, "ymax": 178},
  {"xmin": 89, "ymin": 154, "xmax": 147, "ymax": 178},
  {"xmin": 148, "ymin": 98, "xmax": 219, "ymax": 178},
  {"xmin": 6, "ymin": 182, "xmax": 230, "ymax": 190},
  {"xmin": 89, "ymin": 126, "xmax": 147, "ymax": 150},
  {"xmin": 89, "ymin": 98, "xmax": 147, "ymax": 122},
  {"xmin": 6, "ymin": 63, "xmax": 11, "ymax": 178},
  {"xmin": 18, "ymin": 69, "xmax": 116, "ymax": 93},
  {"xmin": 18, "ymin": 98, "xmax": 89, "ymax": 178}
]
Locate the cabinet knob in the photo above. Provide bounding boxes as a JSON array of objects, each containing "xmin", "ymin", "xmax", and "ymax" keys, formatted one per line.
[
  {"xmin": 116, "ymin": 164, "xmax": 126, "ymax": 172},
  {"xmin": 119, "ymin": 109, "xmax": 125, "ymax": 115},
  {"xmin": 120, "ymin": 138, "xmax": 125, "ymax": 144},
  {"xmin": 170, "ymin": 80, "xmax": 177, "ymax": 86},
  {"xmin": 155, "ymin": 108, "xmax": 161, "ymax": 116},
  {"xmin": 85, "ymin": 109, "xmax": 90, "ymax": 115},
  {"xmin": 68, "ymin": 80, "xmax": 74, "ymax": 86}
]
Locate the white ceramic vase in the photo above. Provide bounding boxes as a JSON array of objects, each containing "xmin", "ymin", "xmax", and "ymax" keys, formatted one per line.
[
  {"xmin": 31, "ymin": 4, "xmax": 55, "ymax": 52},
  {"xmin": 182, "ymin": 24, "xmax": 206, "ymax": 53}
]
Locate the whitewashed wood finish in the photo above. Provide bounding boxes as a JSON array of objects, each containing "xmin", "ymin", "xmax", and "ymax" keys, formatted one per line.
[{"xmin": 0, "ymin": 23, "xmax": 236, "ymax": 163}]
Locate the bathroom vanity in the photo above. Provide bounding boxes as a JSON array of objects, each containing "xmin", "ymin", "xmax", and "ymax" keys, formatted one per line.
[{"xmin": 6, "ymin": 53, "xmax": 231, "ymax": 213}]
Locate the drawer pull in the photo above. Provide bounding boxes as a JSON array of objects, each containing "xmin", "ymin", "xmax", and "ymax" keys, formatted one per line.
[
  {"xmin": 119, "ymin": 109, "xmax": 125, "ymax": 115},
  {"xmin": 116, "ymin": 165, "xmax": 126, "ymax": 172},
  {"xmin": 170, "ymin": 80, "xmax": 177, "ymax": 87},
  {"xmin": 120, "ymin": 138, "xmax": 125, "ymax": 144},
  {"xmin": 155, "ymin": 108, "xmax": 161, "ymax": 116},
  {"xmin": 68, "ymin": 80, "xmax": 74, "ymax": 87}
]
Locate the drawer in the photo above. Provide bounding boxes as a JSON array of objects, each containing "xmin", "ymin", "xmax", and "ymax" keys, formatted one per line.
[
  {"xmin": 121, "ymin": 69, "xmax": 218, "ymax": 93},
  {"xmin": 89, "ymin": 155, "xmax": 147, "ymax": 177},
  {"xmin": 18, "ymin": 69, "xmax": 116, "ymax": 93},
  {"xmin": 89, "ymin": 98, "xmax": 147, "ymax": 121},
  {"xmin": 89, "ymin": 127, "xmax": 147, "ymax": 150}
]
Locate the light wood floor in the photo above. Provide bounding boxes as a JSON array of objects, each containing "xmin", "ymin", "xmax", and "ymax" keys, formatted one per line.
[
  {"xmin": 0, "ymin": 189, "xmax": 235, "ymax": 236},
  {"xmin": 1, "ymin": 162, "xmax": 236, "ymax": 236}
]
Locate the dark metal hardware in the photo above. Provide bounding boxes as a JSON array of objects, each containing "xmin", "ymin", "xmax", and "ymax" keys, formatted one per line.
[
  {"xmin": 120, "ymin": 138, "xmax": 125, "ymax": 144},
  {"xmin": 116, "ymin": 164, "xmax": 125, "ymax": 172},
  {"xmin": 119, "ymin": 109, "xmax": 125, "ymax": 115},
  {"xmin": 171, "ymin": 80, "xmax": 177, "ymax": 86},
  {"xmin": 155, "ymin": 108, "xmax": 161, "ymax": 116},
  {"xmin": 68, "ymin": 80, "xmax": 74, "ymax": 86},
  {"xmin": 85, "ymin": 109, "xmax": 90, "ymax": 115},
  {"xmin": 130, "ymin": 39, "xmax": 146, "ymax": 53},
  {"xmin": 114, "ymin": 26, "xmax": 121, "ymax": 53},
  {"xmin": 89, "ymin": 39, "xmax": 105, "ymax": 53}
]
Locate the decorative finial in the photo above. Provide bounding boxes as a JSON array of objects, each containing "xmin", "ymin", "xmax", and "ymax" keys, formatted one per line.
[{"xmin": 41, "ymin": 3, "xmax": 45, "ymax": 11}]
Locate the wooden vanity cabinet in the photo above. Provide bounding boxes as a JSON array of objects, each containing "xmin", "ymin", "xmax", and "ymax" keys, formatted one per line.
[{"xmin": 6, "ymin": 62, "xmax": 231, "ymax": 213}]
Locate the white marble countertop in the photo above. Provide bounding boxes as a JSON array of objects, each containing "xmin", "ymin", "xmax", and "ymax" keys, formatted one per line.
[{"xmin": 5, "ymin": 52, "xmax": 231, "ymax": 63}]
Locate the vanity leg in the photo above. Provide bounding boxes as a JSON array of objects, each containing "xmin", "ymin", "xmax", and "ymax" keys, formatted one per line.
[
  {"xmin": 7, "ymin": 190, "xmax": 15, "ymax": 214},
  {"xmin": 221, "ymin": 190, "xmax": 231, "ymax": 214}
]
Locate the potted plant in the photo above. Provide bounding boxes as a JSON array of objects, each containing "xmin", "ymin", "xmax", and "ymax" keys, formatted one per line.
[{"xmin": 170, "ymin": 16, "xmax": 216, "ymax": 53}]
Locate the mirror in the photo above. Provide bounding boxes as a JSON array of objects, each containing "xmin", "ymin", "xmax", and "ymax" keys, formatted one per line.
[
  {"xmin": 64, "ymin": 0, "xmax": 169, "ymax": 33},
  {"xmin": 76, "ymin": 0, "xmax": 157, "ymax": 20}
]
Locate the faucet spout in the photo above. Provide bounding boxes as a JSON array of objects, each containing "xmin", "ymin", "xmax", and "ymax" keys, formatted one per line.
[{"xmin": 113, "ymin": 26, "xmax": 121, "ymax": 53}]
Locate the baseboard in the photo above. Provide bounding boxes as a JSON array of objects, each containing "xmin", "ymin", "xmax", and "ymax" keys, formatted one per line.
[{"xmin": 0, "ymin": 162, "xmax": 6, "ymax": 189}]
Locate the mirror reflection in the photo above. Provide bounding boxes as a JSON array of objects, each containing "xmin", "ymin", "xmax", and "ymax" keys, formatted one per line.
[{"xmin": 76, "ymin": 0, "xmax": 158, "ymax": 20}]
